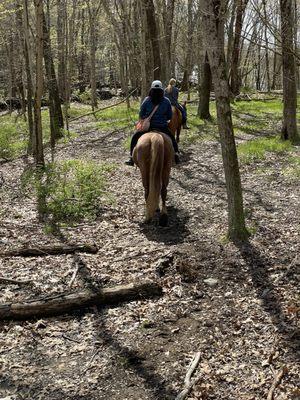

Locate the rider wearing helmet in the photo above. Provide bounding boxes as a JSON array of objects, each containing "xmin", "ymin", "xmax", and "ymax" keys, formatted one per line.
[
  {"xmin": 125, "ymin": 80, "xmax": 180, "ymax": 166},
  {"xmin": 164, "ymin": 78, "xmax": 189, "ymax": 129}
]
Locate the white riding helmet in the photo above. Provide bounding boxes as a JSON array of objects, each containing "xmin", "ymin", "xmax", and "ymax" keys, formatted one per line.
[{"xmin": 151, "ymin": 80, "xmax": 163, "ymax": 90}]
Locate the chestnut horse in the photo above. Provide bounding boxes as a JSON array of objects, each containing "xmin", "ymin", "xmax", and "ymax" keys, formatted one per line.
[
  {"xmin": 133, "ymin": 131, "xmax": 174, "ymax": 226},
  {"xmin": 168, "ymin": 102, "xmax": 186, "ymax": 143}
]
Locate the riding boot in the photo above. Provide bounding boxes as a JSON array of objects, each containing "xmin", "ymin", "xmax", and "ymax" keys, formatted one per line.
[
  {"xmin": 175, "ymin": 153, "xmax": 180, "ymax": 164},
  {"xmin": 125, "ymin": 131, "xmax": 144, "ymax": 166},
  {"xmin": 125, "ymin": 157, "xmax": 134, "ymax": 166}
]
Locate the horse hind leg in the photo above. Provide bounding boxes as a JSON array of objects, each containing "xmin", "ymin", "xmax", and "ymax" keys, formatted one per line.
[
  {"xmin": 176, "ymin": 127, "xmax": 181, "ymax": 143},
  {"xmin": 159, "ymin": 185, "xmax": 168, "ymax": 227},
  {"xmin": 140, "ymin": 163, "xmax": 151, "ymax": 222}
]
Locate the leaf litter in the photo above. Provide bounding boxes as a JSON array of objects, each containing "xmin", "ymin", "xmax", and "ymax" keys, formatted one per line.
[{"xmin": 0, "ymin": 113, "xmax": 299, "ymax": 399}]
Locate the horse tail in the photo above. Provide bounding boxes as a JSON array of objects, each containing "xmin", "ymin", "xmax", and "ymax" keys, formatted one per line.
[{"xmin": 147, "ymin": 135, "xmax": 163, "ymax": 218}]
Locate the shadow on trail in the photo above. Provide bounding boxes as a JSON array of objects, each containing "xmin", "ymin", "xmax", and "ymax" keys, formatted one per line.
[
  {"xmin": 95, "ymin": 311, "xmax": 177, "ymax": 400},
  {"xmin": 236, "ymin": 240, "xmax": 300, "ymax": 361},
  {"xmin": 47, "ymin": 227, "xmax": 175, "ymax": 399},
  {"xmin": 172, "ymin": 158, "xmax": 274, "ymax": 213},
  {"xmin": 140, "ymin": 205, "xmax": 190, "ymax": 245}
]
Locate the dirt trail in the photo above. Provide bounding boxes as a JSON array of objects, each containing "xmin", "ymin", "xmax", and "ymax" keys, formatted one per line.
[{"xmin": 0, "ymin": 119, "xmax": 299, "ymax": 400}]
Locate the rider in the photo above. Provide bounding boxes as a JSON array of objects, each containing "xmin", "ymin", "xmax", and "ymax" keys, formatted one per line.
[
  {"xmin": 125, "ymin": 80, "xmax": 180, "ymax": 166},
  {"xmin": 164, "ymin": 78, "xmax": 189, "ymax": 129}
]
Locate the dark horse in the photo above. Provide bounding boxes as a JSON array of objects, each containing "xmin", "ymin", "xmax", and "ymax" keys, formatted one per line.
[{"xmin": 168, "ymin": 102, "xmax": 186, "ymax": 143}]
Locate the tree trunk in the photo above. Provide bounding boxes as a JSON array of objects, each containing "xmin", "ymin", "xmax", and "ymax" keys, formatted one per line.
[
  {"xmin": 87, "ymin": 1, "xmax": 97, "ymax": 110},
  {"xmin": 280, "ymin": 0, "xmax": 298, "ymax": 143},
  {"xmin": 22, "ymin": 0, "xmax": 34, "ymax": 154},
  {"xmin": 162, "ymin": 0, "xmax": 175, "ymax": 82},
  {"xmin": 181, "ymin": 0, "xmax": 194, "ymax": 92},
  {"xmin": 256, "ymin": 34, "xmax": 262, "ymax": 91},
  {"xmin": 139, "ymin": 0, "xmax": 153, "ymax": 98},
  {"xmin": 262, "ymin": 0, "xmax": 271, "ymax": 92},
  {"xmin": 202, "ymin": 0, "xmax": 248, "ymax": 241},
  {"xmin": 226, "ymin": 0, "xmax": 237, "ymax": 72},
  {"xmin": 57, "ymin": 0, "xmax": 66, "ymax": 100},
  {"xmin": 144, "ymin": 0, "xmax": 162, "ymax": 80},
  {"xmin": 42, "ymin": 11, "xmax": 64, "ymax": 146},
  {"xmin": 198, "ymin": 52, "xmax": 212, "ymax": 120},
  {"xmin": 33, "ymin": 0, "xmax": 45, "ymax": 167},
  {"xmin": 230, "ymin": 0, "xmax": 249, "ymax": 96}
]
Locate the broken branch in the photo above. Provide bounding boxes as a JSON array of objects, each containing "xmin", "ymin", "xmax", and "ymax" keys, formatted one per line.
[
  {"xmin": 176, "ymin": 352, "xmax": 201, "ymax": 400},
  {"xmin": 267, "ymin": 367, "xmax": 287, "ymax": 400},
  {"xmin": 0, "ymin": 276, "xmax": 32, "ymax": 285}
]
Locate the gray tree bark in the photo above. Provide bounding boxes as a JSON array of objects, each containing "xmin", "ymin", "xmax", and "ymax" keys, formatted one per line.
[
  {"xmin": 198, "ymin": 52, "xmax": 212, "ymax": 120},
  {"xmin": 280, "ymin": 0, "xmax": 299, "ymax": 143},
  {"xmin": 34, "ymin": 0, "xmax": 45, "ymax": 167},
  {"xmin": 201, "ymin": 0, "xmax": 248, "ymax": 241}
]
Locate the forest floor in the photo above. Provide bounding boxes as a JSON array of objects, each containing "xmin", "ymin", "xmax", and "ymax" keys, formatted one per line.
[{"xmin": 0, "ymin": 98, "xmax": 300, "ymax": 400}]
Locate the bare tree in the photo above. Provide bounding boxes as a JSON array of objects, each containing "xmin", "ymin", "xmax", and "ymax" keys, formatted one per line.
[
  {"xmin": 280, "ymin": 0, "xmax": 299, "ymax": 143},
  {"xmin": 42, "ymin": 10, "xmax": 64, "ymax": 146},
  {"xmin": 33, "ymin": 0, "xmax": 45, "ymax": 167},
  {"xmin": 201, "ymin": 0, "xmax": 248, "ymax": 241},
  {"xmin": 230, "ymin": 0, "xmax": 249, "ymax": 95},
  {"xmin": 198, "ymin": 52, "xmax": 212, "ymax": 120}
]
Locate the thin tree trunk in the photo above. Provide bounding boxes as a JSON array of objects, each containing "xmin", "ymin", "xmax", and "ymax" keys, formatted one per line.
[
  {"xmin": 139, "ymin": 0, "xmax": 153, "ymax": 98},
  {"xmin": 262, "ymin": 0, "xmax": 271, "ymax": 92},
  {"xmin": 144, "ymin": 0, "xmax": 162, "ymax": 80},
  {"xmin": 226, "ymin": 0, "xmax": 237, "ymax": 73},
  {"xmin": 87, "ymin": 1, "xmax": 97, "ymax": 110},
  {"xmin": 202, "ymin": 0, "xmax": 248, "ymax": 241},
  {"xmin": 198, "ymin": 52, "xmax": 212, "ymax": 120},
  {"xmin": 181, "ymin": 0, "xmax": 194, "ymax": 92},
  {"xmin": 22, "ymin": 0, "xmax": 34, "ymax": 154},
  {"xmin": 280, "ymin": 0, "xmax": 298, "ymax": 142},
  {"xmin": 162, "ymin": 0, "xmax": 175, "ymax": 82},
  {"xmin": 34, "ymin": 0, "xmax": 45, "ymax": 167},
  {"xmin": 42, "ymin": 11, "xmax": 64, "ymax": 146},
  {"xmin": 57, "ymin": 0, "xmax": 66, "ymax": 100},
  {"xmin": 230, "ymin": 0, "xmax": 249, "ymax": 95}
]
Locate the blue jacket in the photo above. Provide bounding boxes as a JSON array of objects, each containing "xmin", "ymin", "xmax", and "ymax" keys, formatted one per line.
[
  {"xmin": 164, "ymin": 87, "xmax": 179, "ymax": 106},
  {"xmin": 140, "ymin": 96, "xmax": 172, "ymax": 129}
]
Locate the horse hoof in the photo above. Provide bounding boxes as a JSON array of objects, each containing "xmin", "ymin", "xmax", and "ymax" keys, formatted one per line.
[{"xmin": 159, "ymin": 214, "xmax": 168, "ymax": 227}]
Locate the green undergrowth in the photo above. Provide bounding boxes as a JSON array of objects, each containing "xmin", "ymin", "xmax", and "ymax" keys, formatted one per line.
[
  {"xmin": 232, "ymin": 99, "xmax": 283, "ymax": 136},
  {"xmin": 21, "ymin": 160, "xmax": 114, "ymax": 223},
  {"xmin": 237, "ymin": 136, "xmax": 293, "ymax": 164},
  {"xmin": 179, "ymin": 101, "xmax": 218, "ymax": 145},
  {"xmin": 95, "ymin": 102, "xmax": 139, "ymax": 132},
  {"xmin": 0, "ymin": 111, "xmax": 74, "ymax": 159},
  {"xmin": 68, "ymin": 101, "xmax": 140, "ymax": 135},
  {"xmin": 67, "ymin": 104, "xmax": 93, "ymax": 118},
  {"xmin": 282, "ymin": 155, "xmax": 300, "ymax": 178},
  {"xmin": 0, "ymin": 116, "xmax": 28, "ymax": 158}
]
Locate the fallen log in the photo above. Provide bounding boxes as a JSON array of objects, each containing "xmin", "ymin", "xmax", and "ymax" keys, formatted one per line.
[
  {"xmin": 1, "ymin": 244, "xmax": 98, "ymax": 257},
  {"xmin": 0, "ymin": 282, "xmax": 162, "ymax": 320}
]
